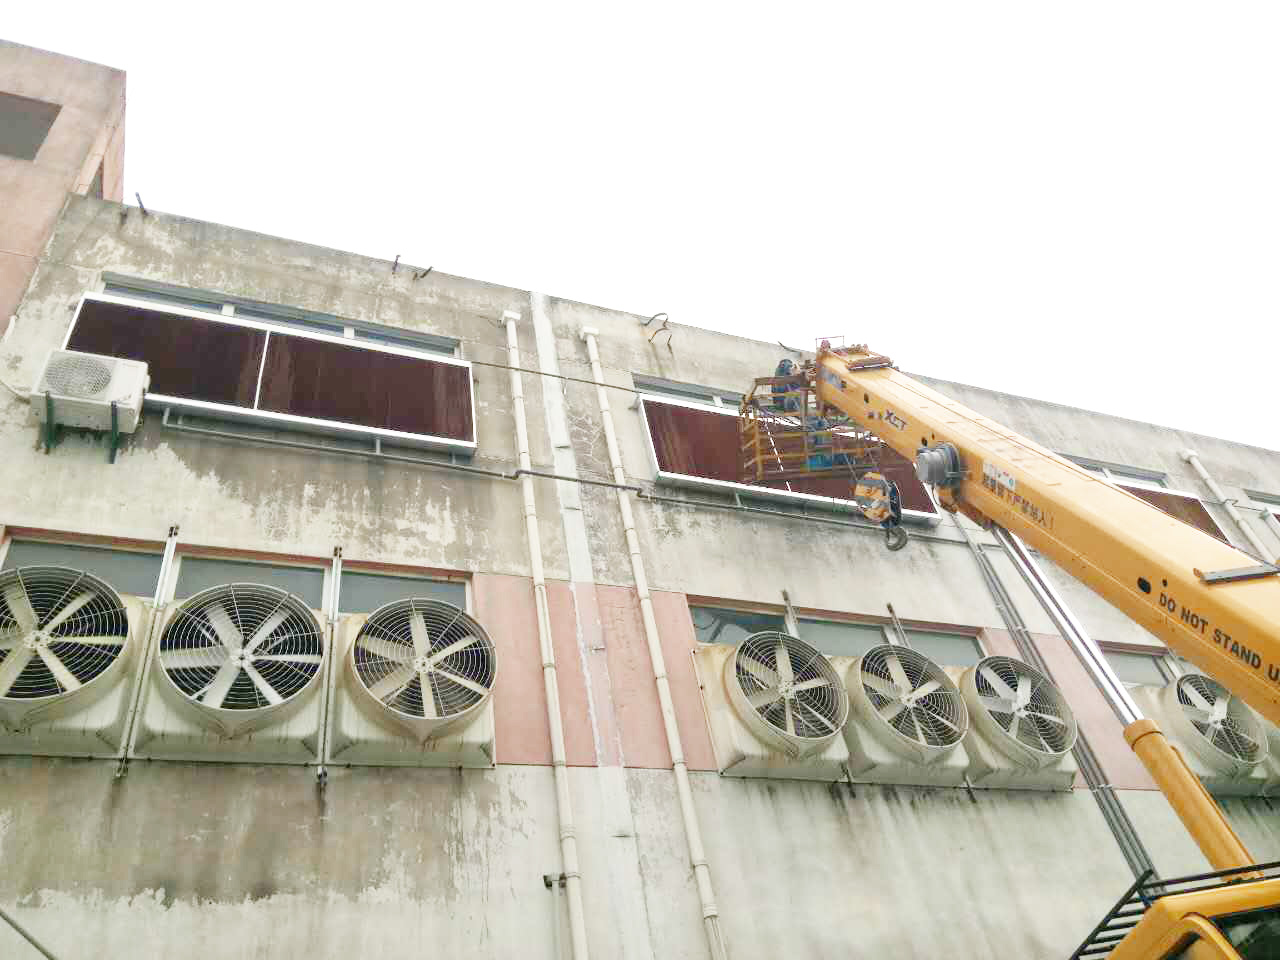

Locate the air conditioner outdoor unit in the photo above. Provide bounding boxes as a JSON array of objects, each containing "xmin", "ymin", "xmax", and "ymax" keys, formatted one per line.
[
  {"xmin": 1129, "ymin": 673, "xmax": 1268, "ymax": 796},
  {"xmin": 955, "ymin": 656, "xmax": 1079, "ymax": 791},
  {"xmin": 31, "ymin": 350, "xmax": 149, "ymax": 432},
  {"xmin": 843, "ymin": 644, "xmax": 971, "ymax": 787},
  {"xmin": 327, "ymin": 598, "xmax": 497, "ymax": 767},
  {"xmin": 129, "ymin": 583, "xmax": 327, "ymax": 763},
  {"xmin": 693, "ymin": 631, "xmax": 850, "ymax": 781},
  {"xmin": 0, "ymin": 566, "xmax": 149, "ymax": 758}
]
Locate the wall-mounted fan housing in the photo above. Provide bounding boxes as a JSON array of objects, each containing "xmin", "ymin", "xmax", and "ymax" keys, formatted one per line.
[
  {"xmin": 958, "ymin": 656, "xmax": 1079, "ymax": 791},
  {"xmin": 129, "ymin": 583, "xmax": 327, "ymax": 763},
  {"xmin": 0, "ymin": 566, "xmax": 148, "ymax": 758},
  {"xmin": 327, "ymin": 599, "xmax": 497, "ymax": 767},
  {"xmin": 31, "ymin": 349, "xmax": 149, "ymax": 433},
  {"xmin": 843, "ymin": 644, "xmax": 971, "ymax": 787},
  {"xmin": 693, "ymin": 632, "xmax": 851, "ymax": 781},
  {"xmin": 1130, "ymin": 672, "xmax": 1268, "ymax": 796}
]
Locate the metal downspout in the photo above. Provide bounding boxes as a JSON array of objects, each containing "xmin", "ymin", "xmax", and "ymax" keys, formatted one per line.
[
  {"xmin": 503, "ymin": 312, "xmax": 590, "ymax": 960},
  {"xmin": 1181, "ymin": 449, "xmax": 1278, "ymax": 563},
  {"xmin": 580, "ymin": 327, "xmax": 730, "ymax": 960}
]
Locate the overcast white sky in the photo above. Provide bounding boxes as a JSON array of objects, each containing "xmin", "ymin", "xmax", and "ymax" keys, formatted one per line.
[{"xmin": 10, "ymin": 3, "xmax": 1280, "ymax": 452}]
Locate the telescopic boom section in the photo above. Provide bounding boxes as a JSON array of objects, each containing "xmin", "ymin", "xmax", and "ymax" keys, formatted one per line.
[{"xmin": 814, "ymin": 346, "xmax": 1280, "ymax": 730}]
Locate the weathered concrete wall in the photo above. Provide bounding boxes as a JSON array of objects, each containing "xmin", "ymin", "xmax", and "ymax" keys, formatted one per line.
[{"xmin": 3, "ymin": 191, "xmax": 1280, "ymax": 959}]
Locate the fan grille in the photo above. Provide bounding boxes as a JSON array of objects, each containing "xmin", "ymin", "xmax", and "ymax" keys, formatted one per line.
[
  {"xmin": 972, "ymin": 656, "xmax": 1076, "ymax": 757},
  {"xmin": 159, "ymin": 583, "xmax": 324, "ymax": 711},
  {"xmin": 859, "ymin": 645, "xmax": 967, "ymax": 748},
  {"xmin": 352, "ymin": 599, "xmax": 496, "ymax": 721},
  {"xmin": 0, "ymin": 566, "xmax": 130, "ymax": 700},
  {"xmin": 46, "ymin": 356, "xmax": 113, "ymax": 398},
  {"xmin": 1176, "ymin": 674, "xmax": 1264, "ymax": 764},
  {"xmin": 733, "ymin": 631, "xmax": 848, "ymax": 741}
]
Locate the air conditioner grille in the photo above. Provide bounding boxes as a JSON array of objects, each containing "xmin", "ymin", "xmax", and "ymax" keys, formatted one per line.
[
  {"xmin": 1176, "ymin": 674, "xmax": 1264, "ymax": 764},
  {"xmin": 972, "ymin": 656, "xmax": 1075, "ymax": 756},
  {"xmin": 733, "ymin": 631, "xmax": 848, "ymax": 741},
  {"xmin": 859, "ymin": 645, "xmax": 966, "ymax": 748},
  {"xmin": 0, "ymin": 566, "xmax": 129, "ymax": 700},
  {"xmin": 44, "ymin": 355, "xmax": 114, "ymax": 398},
  {"xmin": 352, "ymin": 599, "xmax": 496, "ymax": 721},
  {"xmin": 159, "ymin": 583, "xmax": 323, "ymax": 710}
]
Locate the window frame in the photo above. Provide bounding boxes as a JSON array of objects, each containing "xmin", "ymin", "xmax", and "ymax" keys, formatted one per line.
[
  {"xmin": 638, "ymin": 395, "xmax": 941, "ymax": 526},
  {"xmin": 632, "ymin": 374, "xmax": 742, "ymax": 409},
  {"xmin": 0, "ymin": 529, "xmax": 166, "ymax": 600},
  {"xmin": 1099, "ymin": 643, "xmax": 1178, "ymax": 689},
  {"xmin": 336, "ymin": 559, "xmax": 471, "ymax": 615},
  {"xmin": 164, "ymin": 546, "xmax": 332, "ymax": 610},
  {"xmin": 69, "ymin": 291, "xmax": 477, "ymax": 455}
]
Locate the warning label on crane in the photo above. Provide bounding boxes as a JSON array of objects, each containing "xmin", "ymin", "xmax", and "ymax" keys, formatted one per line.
[{"xmin": 983, "ymin": 462, "xmax": 1016, "ymax": 492}]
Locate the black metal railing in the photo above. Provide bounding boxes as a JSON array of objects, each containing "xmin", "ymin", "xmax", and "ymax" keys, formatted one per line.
[{"xmin": 1070, "ymin": 860, "xmax": 1280, "ymax": 958}]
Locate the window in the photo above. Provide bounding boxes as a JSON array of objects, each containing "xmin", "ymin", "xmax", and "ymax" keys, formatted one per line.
[
  {"xmin": 0, "ymin": 92, "xmax": 61, "ymax": 161},
  {"xmin": 338, "ymin": 571, "xmax": 465, "ymax": 613},
  {"xmin": 1069, "ymin": 457, "xmax": 1168, "ymax": 490},
  {"xmin": 641, "ymin": 397, "xmax": 937, "ymax": 518},
  {"xmin": 633, "ymin": 374, "xmax": 741, "ymax": 408},
  {"xmin": 904, "ymin": 629, "xmax": 983, "ymax": 666},
  {"xmin": 1, "ymin": 540, "xmax": 162, "ymax": 598},
  {"xmin": 1068, "ymin": 456, "xmax": 1228, "ymax": 542},
  {"xmin": 101, "ymin": 276, "xmax": 459, "ymax": 357},
  {"xmin": 67, "ymin": 293, "xmax": 475, "ymax": 453},
  {"xmin": 174, "ymin": 556, "xmax": 325, "ymax": 608},
  {"xmin": 1104, "ymin": 650, "xmax": 1171, "ymax": 688},
  {"xmin": 88, "ymin": 162, "xmax": 104, "ymax": 199},
  {"xmin": 691, "ymin": 606, "xmax": 785, "ymax": 645}
]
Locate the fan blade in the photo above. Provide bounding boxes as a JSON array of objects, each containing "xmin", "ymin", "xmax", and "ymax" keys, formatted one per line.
[
  {"xmin": 419, "ymin": 672, "xmax": 438, "ymax": 718},
  {"xmin": 900, "ymin": 707, "xmax": 921, "ymax": 743},
  {"xmin": 243, "ymin": 605, "xmax": 290, "ymax": 655},
  {"xmin": 738, "ymin": 653, "xmax": 779, "ymax": 689},
  {"xmin": 1209, "ymin": 697, "xmax": 1230, "ymax": 725},
  {"xmin": 433, "ymin": 665, "xmax": 488, "ymax": 697},
  {"xmin": 0, "ymin": 647, "xmax": 36, "ymax": 695},
  {"xmin": 979, "ymin": 666, "xmax": 1018, "ymax": 702},
  {"xmin": 775, "ymin": 642, "xmax": 794, "ymax": 685},
  {"xmin": 885, "ymin": 653, "xmax": 911, "ymax": 695},
  {"xmin": 979, "ymin": 694, "xmax": 1016, "ymax": 714},
  {"xmin": 1006, "ymin": 712, "xmax": 1021, "ymax": 742},
  {"xmin": 0, "ymin": 626, "xmax": 23, "ymax": 650},
  {"xmin": 921, "ymin": 708, "xmax": 961, "ymax": 734},
  {"xmin": 1181, "ymin": 682, "xmax": 1213, "ymax": 712},
  {"xmin": 199, "ymin": 663, "xmax": 240, "ymax": 707},
  {"xmin": 908, "ymin": 679, "xmax": 941, "ymax": 702},
  {"xmin": 791, "ymin": 677, "xmax": 830, "ymax": 693},
  {"xmin": 357, "ymin": 635, "xmax": 414, "ymax": 664},
  {"xmin": 1024, "ymin": 709, "xmax": 1068, "ymax": 728},
  {"xmin": 37, "ymin": 647, "xmax": 82, "ymax": 692},
  {"xmin": 53, "ymin": 634, "xmax": 124, "ymax": 646},
  {"xmin": 253, "ymin": 653, "xmax": 323, "ymax": 665},
  {"xmin": 862, "ymin": 673, "xmax": 898, "ymax": 698},
  {"xmin": 161, "ymin": 648, "xmax": 218, "ymax": 670},
  {"xmin": 204, "ymin": 603, "xmax": 244, "ymax": 652},
  {"xmin": 748, "ymin": 688, "xmax": 783, "ymax": 710},
  {"xmin": 42, "ymin": 592, "xmax": 97, "ymax": 632},
  {"xmin": 797, "ymin": 700, "xmax": 837, "ymax": 733},
  {"xmin": 427, "ymin": 634, "xmax": 481, "ymax": 666},
  {"xmin": 878, "ymin": 700, "xmax": 907, "ymax": 723},
  {"xmin": 409, "ymin": 612, "xmax": 431, "ymax": 657},
  {"xmin": 1183, "ymin": 706, "xmax": 1213, "ymax": 724},
  {"xmin": 783, "ymin": 699, "xmax": 796, "ymax": 735},
  {"xmin": 242, "ymin": 663, "xmax": 283, "ymax": 706},
  {"xmin": 3, "ymin": 583, "xmax": 37, "ymax": 633},
  {"xmin": 368, "ymin": 664, "xmax": 416, "ymax": 702},
  {"xmin": 1014, "ymin": 673, "xmax": 1032, "ymax": 709}
]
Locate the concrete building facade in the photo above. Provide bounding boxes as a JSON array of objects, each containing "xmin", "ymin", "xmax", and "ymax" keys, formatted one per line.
[{"xmin": 2, "ymin": 39, "xmax": 1280, "ymax": 960}]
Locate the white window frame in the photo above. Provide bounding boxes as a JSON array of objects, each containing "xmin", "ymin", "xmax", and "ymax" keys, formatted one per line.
[
  {"xmin": 164, "ymin": 549, "xmax": 332, "ymax": 611},
  {"xmin": 0, "ymin": 531, "xmax": 166, "ymax": 600},
  {"xmin": 1100, "ymin": 645, "xmax": 1178, "ymax": 689},
  {"xmin": 69, "ymin": 292, "xmax": 477, "ymax": 455},
  {"xmin": 639, "ymin": 395, "xmax": 941, "ymax": 526},
  {"xmin": 334, "ymin": 563, "xmax": 471, "ymax": 615}
]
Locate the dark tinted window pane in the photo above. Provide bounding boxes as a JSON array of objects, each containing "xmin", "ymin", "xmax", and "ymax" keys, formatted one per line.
[
  {"xmin": 0, "ymin": 92, "xmax": 61, "ymax": 161},
  {"xmin": 2, "ymin": 541, "xmax": 161, "ymax": 598},
  {"xmin": 339, "ymin": 572, "xmax": 465, "ymax": 613},
  {"xmin": 257, "ymin": 333, "xmax": 473, "ymax": 441},
  {"xmin": 1125, "ymin": 487, "xmax": 1229, "ymax": 543},
  {"xmin": 176, "ymin": 556, "xmax": 324, "ymax": 608},
  {"xmin": 690, "ymin": 606, "xmax": 786, "ymax": 645},
  {"xmin": 1105, "ymin": 651, "xmax": 1167, "ymax": 686},
  {"xmin": 67, "ymin": 299, "xmax": 265, "ymax": 407}
]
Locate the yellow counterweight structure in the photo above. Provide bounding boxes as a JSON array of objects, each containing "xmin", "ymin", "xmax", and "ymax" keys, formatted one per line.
[{"xmin": 812, "ymin": 345, "xmax": 1280, "ymax": 880}]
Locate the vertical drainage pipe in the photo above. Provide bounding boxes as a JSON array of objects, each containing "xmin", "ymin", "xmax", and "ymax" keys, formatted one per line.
[
  {"xmin": 1181, "ymin": 449, "xmax": 1277, "ymax": 563},
  {"xmin": 504, "ymin": 311, "xmax": 590, "ymax": 960},
  {"xmin": 581, "ymin": 326, "xmax": 730, "ymax": 960}
]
